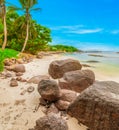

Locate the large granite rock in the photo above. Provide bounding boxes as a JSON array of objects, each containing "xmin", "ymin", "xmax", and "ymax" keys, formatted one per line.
[
  {"xmin": 48, "ymin": 59, "xmax": 82, "ymax": 79},
  {"xmin": 68, "ymin": 81, "xmax": 119, "ymax": 130},
  {"xmin": 59, "ymin": 69, "xmax": 95, "ymax": 93},
  {"xmin": 30, "ymin": 114, "xmax": 68, "ymax": 130},
  {"xmin": 38, "ymin": 79, "xmax": 61, "ymax": 102}
]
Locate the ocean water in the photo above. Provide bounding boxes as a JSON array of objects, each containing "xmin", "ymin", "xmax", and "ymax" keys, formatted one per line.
[{"xmin": 64, "ymin": 51, "xmax": 119, "ymax": 78}]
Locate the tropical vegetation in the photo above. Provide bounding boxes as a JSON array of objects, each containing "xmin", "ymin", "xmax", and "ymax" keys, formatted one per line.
[
  {"xmin": 0, "ymin": 9, "xmax": 52, "ymax": 54},
  {"xmin": 49, "ymin": 44, "xmax": 78, "ymax": 52},
  {"xmin": 0, "ymin": 0, "xmax": 78, "ymax": 72},
  {"xmin": 0, "ymin": 0, "xmax": 7, "ymax": 50},
  {"xmin": 8, "ymin": 0, "xmax": 41, "ymax": 52},
  {"xmin": 0, "ymin": 48, "xmax": 19, "ymax": 71}
]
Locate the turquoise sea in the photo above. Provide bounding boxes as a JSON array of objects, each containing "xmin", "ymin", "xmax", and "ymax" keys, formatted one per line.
[{"xmin": 64, "ymin": 51, "xmax": 119, "ymax": 80}]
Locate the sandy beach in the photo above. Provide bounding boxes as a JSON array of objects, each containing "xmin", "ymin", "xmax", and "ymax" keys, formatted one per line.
[{"xmin": 0, "ymin": 53, "xmax": 119, "ymax": 130}]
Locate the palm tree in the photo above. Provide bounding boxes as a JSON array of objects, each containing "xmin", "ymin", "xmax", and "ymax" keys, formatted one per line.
[
  {"xmin": 9, "ymin": 0, "xmax": 41, "ymax": 52},
  {"xmin": 0, "ymin": 0, "xmax": 7, "ymax": 50}
]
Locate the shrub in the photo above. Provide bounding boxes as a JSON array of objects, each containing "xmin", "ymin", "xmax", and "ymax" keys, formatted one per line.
[{"xmin": 0, "ymin": 49, "xmax": 19, "ymax": 72}]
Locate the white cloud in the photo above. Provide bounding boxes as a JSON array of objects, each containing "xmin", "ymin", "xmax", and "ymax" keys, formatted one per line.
[
  {"xmin": 64, "ymin": 28, "xmax": 103, "ymax": 34},
  {"xmin": 50, "ymin": 24, "xmax": 84, "ymax": 31},
  {"xmin": 111, "ymin": 30, "xmax": 119, "ymax": 34},
  {"xmin": 50, "ymin": 37, "xmax": 113, "ymax": 51},
  {"xmin": 48, "ymin": 24, "xmax": 103, "ymax": 34}
]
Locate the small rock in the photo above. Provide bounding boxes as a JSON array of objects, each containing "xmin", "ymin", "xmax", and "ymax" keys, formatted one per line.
[
  {"xmin": 30, "ymin": 114, "xmax": 68, "ymax": 130},
  {"xmin": 36, "ymin": 53, "xmax": 43, "ymax": 59},
  {"xmin": 16, "ymin": 59, "xmax": 24, "ymax": 64},
  {"xmin": 60, "ymin": 89, "xmax": 77, "ymax": 102},
  {"xmin": 5, "ymin": 72, "xmax": 12, "ymax": 78},
  {"xmin": 14, "ymin": 99, "xmax": 25, "ymax": 105},
  {"xmin": 38, "ymin": 79, "xmax": 61, "ymax": 102},
  {"xmin": 20, "ymin": 90, "xmax": 27, "ymax": 95},
  {"xmin": 20, "ymin": 78, "xmax": 27, "ymax": 82},
  {"xmin": 12, "ymin": 64, "xmax": 25, "ymax": 73},
  {"xmin": 47, "ymin": 103, "xmax": 59, "ymax": 115},
  {"xmin": 4, "ymin": 59, "xmax": 13, "ymax": 66},
  {"xmin": 27, "ymin": 86, "xmax": 35, "ymax": 93},
  {"xmin": 82, "ymin": 64, "xmax": 91, "ymax": 67},
  {"xmin": 10, "ymin": 78, "xmax": 18, "ymax": 87},
  {"xmin": 5, "ymin": 66, "xmax": 13, "ymax": 71},
  {"xmin": 16, "ymin": 76, "xmax": 22, "ymax": 81},
  {"xmin": 55, "ymin": 100, "xmax": 70, "ymax": 111},
  {"xmin": 16, "ymin": 72, "xmax": 23, "ymax": 76}
]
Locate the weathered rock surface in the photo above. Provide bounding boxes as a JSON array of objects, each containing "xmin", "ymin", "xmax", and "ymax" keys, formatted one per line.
[
  {"xmin": 60, "ymin": 89, "xmax": 77, "ymax": 102},
  {"xmin": 38, "ymin": 79, "xmax": 61, "ymax": 102},
  {"xmin": 30, "ymin": 114, "xmax": 68, "ymax": 130},
  {"xmin": 48, "ymin": 59, "xmax": 82, "ymax": 79},
  {"xmin": 12, "ymin": 64, "xmax": 25, "ymax": 73},
  {"xmin": 55, "ymin": 100, "xmax": 70, "ymax": 111},
  {"xmin": 27, "ymin": 75, "xmax": 49, "ymax": 84},
  {"xmin": 59, "ymin": 69, "xmax": 95, "ymax": 93},
  {"xmin": 68, "ymin": 81, "xmax": 119, "ymax": 130}
]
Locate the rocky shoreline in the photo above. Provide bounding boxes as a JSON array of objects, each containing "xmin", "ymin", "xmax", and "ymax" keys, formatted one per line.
[{"xmin": 0, "ymin": 53, "xmax": 119, "ymax": 130}]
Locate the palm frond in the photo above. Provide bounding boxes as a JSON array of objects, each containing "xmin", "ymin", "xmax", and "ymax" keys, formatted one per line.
[
  {"xmin": 29, "ymin": 0, "xmax": 38, "ymax": 8},
  {"xmin": 19, "ymin": 0, "xmax": 26, "ymax": 9},
  {"xmin": 8, "ymin": 6, "xmax": 22, "ymax": 12},
  {"xmin": 19, "ymin": 0, "xmax": 38, "ymax": 9},
  {"xmin": 30, "ymin": 7, "xmax": 41, "ymax": 12}
]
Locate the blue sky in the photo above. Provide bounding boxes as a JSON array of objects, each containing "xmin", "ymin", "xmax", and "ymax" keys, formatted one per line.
[{"xmin": 8, "ymin": 0, "xmax": 119, "ymax": 51}]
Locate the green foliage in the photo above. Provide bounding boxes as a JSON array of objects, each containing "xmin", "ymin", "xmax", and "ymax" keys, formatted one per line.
[
  {"xmin": 0, "ymin": 48, "xmax": 19, "ymax": 72},
  {"xmin": 0, "ymin": 50, "xmax": 4, "ymax": 72},
  {"xmin": 8, "ymin": 0, "xmax": 41, "ymax": 52},
  {"xmin": 49, "ymin": 44, "xmax": 78, "ymax": 52},
  {"xmin": 0, "ymin": 10, "xmax": 52, "ymax": 54},
  {"xmin": 0, "ymin": 19, "xmax": 3, "ymax": 33},
  {"xmin": 0, "ymin": 19, "xmax": 3, "ymax": 43},
  {"xmin": 0, "ymin": 4, "xmax": 79, "ymax": 55}
]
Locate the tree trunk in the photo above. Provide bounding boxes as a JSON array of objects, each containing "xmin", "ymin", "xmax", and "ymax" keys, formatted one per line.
[
  {"xmin": 2, "ymin": 5, "xmax": 7, "ymax": 50},
  {"xmin": 21, "ymin": 21, "xmax": 29, "ymax": 52}
]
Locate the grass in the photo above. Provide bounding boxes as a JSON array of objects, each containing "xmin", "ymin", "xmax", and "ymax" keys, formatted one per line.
[{"xmin": 0, "ymin": 48, "xmax": 19, "ymax": 72}]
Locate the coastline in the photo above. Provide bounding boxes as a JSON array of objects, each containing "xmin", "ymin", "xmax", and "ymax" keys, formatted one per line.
[{"xmin": 0, "ymin": 53, "xmax": 118, "ymax": 130}]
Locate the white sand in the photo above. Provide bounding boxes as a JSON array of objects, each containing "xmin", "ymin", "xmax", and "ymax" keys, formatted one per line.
[{"xmin": 0, "ymin": 54, "xmax": 118, "ymax": 130}]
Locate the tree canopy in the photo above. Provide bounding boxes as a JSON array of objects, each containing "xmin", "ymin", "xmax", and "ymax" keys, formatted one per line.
[{"xmin": 0, "ymin": 9, "xmax": 52, "ymax": 54}]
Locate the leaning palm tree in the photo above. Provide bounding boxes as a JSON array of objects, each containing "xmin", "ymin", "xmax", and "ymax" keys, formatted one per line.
[
  {"xmin": 9, "ymin": 0, "xmax": 41, "ymax": 52},
  {"xmin": 0, "ymin": 0, "xmax": 7, "ymax": 50}
]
